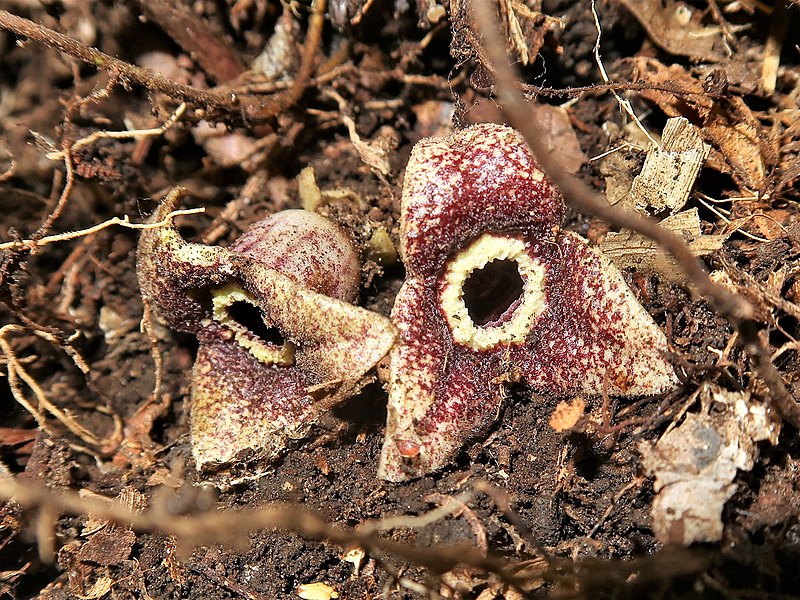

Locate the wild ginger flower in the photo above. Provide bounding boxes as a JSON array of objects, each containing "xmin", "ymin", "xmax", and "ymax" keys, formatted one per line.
[
  {"xmin": 379, "ymin": 124, "xmax": 678, "ymax": 481},
  {"xmin": 137, "ymin": 190, "xmax": 396, "ymax": 480}
]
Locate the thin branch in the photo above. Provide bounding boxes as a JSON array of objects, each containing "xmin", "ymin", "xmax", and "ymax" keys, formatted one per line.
[
  {"xmin": 264, "ymin": 0, "xmax": 327, "ymax": 116},
  {"xmin": 0, "ymin": 207, "xmax": 205, "ymax": 252},
  {"xmin": 0, "ymin": 476, "xmax": 521, "ymax": 582},
  {"xmin": 0, "ymin": 9, "xmax": 323, "ymax": 123},
  {"xmin": 0, "ymin": 10, "xmax": 244, "ymax": 117},
  {"xmin": 471, "ymin": 1, "xmax": 800, "ymax": 428},
  {"xmin": 523, "ymin": 80, "xmax": 719, "ymax": 100}
]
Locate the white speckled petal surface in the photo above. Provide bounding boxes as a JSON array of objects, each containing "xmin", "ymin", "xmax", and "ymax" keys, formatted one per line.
[{"xmin": 137, "ymin": 196, "xmax": 396, "ymax": 480}]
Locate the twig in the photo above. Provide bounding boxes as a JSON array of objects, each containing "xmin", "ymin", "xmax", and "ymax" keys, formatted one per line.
[
  {"xmin": 706, "ymin": 0, "xmax": 740, "ymax": 51},
  {"xmin": 358, "ymin": 491, "xmax": 474, "ymax": 535},
  {"xmin": 231, "ymin": 63, "xmax": 353, "ymax": 96},
  {"xmin": 0, "ymin": 9, "xmax": 325, "ymax": 123},
  {"xmin": 213, "ymin": 0, "xmax": 328, "ymax": 120},
  {"xmin": 0, "ymin": 476, "xmax": 519, "ymax": 581},
  {"xmin": 523, "ymin": 80, "xmax": 718, "ymax": 100},
  {"xmin": 425, "ymin": 492, "xmax": 488, "ymax": 555},
  {"xmin": 0, "ymin": 207, "xmax": 205, "ymax": 252},
  {"xmin": 471, "ymin": 2, "xmax": 800, "ymax": 429},
  {"xmin": 269, "ymin": 0, "xmax": 327, "ymax": 116},
  {"xmin": 472, "ymin": 481, "xmax": 547, "ymax": 558},
  {"xmin": 0, "ymin": 10, "xmax": 244, "ymax": 118}
]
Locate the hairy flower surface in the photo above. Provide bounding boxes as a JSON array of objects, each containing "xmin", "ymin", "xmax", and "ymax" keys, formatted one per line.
[
  {"xmin": 137, "ymin": 191, "xmax": 396, "ymax": 480},
  {"xmin": 379, "ymin": 124, "xmax": 678, "ymax": 482}
]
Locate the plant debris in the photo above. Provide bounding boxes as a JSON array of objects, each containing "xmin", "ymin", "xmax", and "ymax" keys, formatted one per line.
[
  {"xmin": 1, "ymin": 0, "xmax": 799, "ymax": 597},
  {"xmin": 640, "ymin": 384, "xmax": 780, "ymax": 545}
]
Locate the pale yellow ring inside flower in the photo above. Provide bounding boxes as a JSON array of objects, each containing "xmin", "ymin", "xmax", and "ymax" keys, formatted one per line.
[
  {"xmin": 439, "ymin": 233, "xmax": 546, "ymax": 351},
  {"xmin": 211, "ymin": 284, "xmax": 296, "ymax": 366}
]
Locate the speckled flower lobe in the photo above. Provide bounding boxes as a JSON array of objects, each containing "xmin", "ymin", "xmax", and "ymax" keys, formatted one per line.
[{"xmin": 137, "ymin": 193, "xmax": 396, "ymax": 480}]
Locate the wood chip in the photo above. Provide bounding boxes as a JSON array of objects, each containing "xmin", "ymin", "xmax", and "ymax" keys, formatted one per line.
[{"xmin": 631, "ymin": 117, "xmax": 710, "ymax": 214}]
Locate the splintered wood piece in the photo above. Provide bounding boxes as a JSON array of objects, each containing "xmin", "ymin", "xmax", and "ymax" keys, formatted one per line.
[
  {"xmin": 600, "ymin": 208, "xmax": 726, "ymax": 279},
  {"xmin": 631, "ymin": 117, "xmax": 711, "ymax": 214}
]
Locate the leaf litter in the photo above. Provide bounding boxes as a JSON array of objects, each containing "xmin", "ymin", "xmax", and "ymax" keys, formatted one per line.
[{"xmin": 0, "ymin": 1, "xmax": 799, "ymax": 598}]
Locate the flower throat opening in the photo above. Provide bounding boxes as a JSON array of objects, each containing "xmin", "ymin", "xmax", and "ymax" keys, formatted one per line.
[{"xmin": 461, "ymin": 259, "xmax": 524, "ymax": 326}]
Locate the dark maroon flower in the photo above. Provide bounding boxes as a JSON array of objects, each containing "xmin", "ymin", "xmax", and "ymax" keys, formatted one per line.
[
  {"xmin": 137, "ymin": 190, "xmax": 396, "ymax": 481},
  {"xmin": 379, "ymin": 124, "xmax": 677, "ymax": 481}
]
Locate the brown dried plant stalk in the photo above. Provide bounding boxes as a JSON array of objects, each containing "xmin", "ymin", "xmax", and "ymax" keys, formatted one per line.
[
  {"xmin": 471, "ymin": 1, "xmax": 800, "ymax": 428},
  {"xmin": 0, "ymin": 1, "xmax": 327, "ymax": 124},
  {"xmin": 0, "ymin": 476, "xmax": 534, "ymax": 592}
]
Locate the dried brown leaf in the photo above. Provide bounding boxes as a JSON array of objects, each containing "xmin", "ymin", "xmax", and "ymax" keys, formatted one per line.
[
  {"xmin": 631, "ymin": 58, "xmax": 768, "ymax": 190},
  {"xmin": 641, "ymin": 384, "xmax": 780, "ymax": 545},
  {"xmin": 530, "ymin": 103, "xmax": 587, "ymax": 175},
  {"xmin": 619, "ymin": 0, "xmax": 728, "ymax": 61}
]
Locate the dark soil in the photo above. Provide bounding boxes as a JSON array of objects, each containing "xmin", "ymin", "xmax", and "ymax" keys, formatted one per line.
[{"xmin": 1, "ymin": 1, "xmax": 800, "ymax": 599}]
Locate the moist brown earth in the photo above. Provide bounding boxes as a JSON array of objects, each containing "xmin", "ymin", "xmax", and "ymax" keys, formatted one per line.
[{"xmin": 1, "ymin": 1, "xmax": 800, "ymax": 598}]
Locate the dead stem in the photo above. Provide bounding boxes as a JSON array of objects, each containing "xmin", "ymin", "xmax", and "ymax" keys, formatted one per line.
[
  {"xmin": 522, "ymin": 79, "xmax": 716, "ymax": 100},
  {"xmin": 425, "ymin": 492, "xmax": 488, "ymax": 554},
  {"xmin": 250, "ymin": 0, "xmax": 328, "ymax": 120},
  {"xmin": 0, "ymin": 476, "xmax": 525, "ymax": 587},
  {"xmin": 0, "ymin": 10, "xmax": 242, "ymax": 118},
  {"xmin": 472, "ymin": 1, "xmax": 800, "ymax": 430},
  {"xmin": 0, "ymin": 8, "xmax": 325, "ymax": 124}
]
